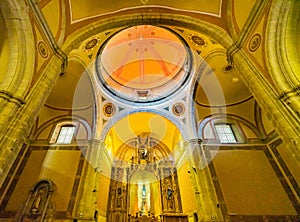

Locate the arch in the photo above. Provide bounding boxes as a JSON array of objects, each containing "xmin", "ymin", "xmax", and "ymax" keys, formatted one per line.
[
  {"xmin": 32, "ymin": 115, "xmax": 92, "ymax": 141},
  {"xmin": 116, "ymin": 137, "xmax": 170, "ymax": 158},
  {"xmin": 62, "ymin": 13, "xmax": 233, "ymax": 145},
  {"xmin": 128, "ymin": 170, "xmax": 161, "ymax": 216},
  {"xmin": 20, "ymin": 179, "xmax": 56, "ymax": 221},
  {"xmin": 68, "ymin": 55, "xmax": 98, "ymax": 138},
  {"xmin": 0, "ymin": 0, "xmax": 35, "ymax": 98},
  {"xmin": 266, "ymin": 0, "xmax": 300, "ymax": 114},
  {"xmin": 100, "ymin": 110, "xmax": 189, "ymax": 142},
  {"xmin": 198, "ymin": 114, "xmax": 264, "ymax": 141},
  {"xmin": 62, "ymin": 13, "xmax": 233, "ymax": 54},
  {"xmin": 266, "ymin": 0, "xmax": 300, "ymax": 91},
  {"xmin": 30, "ymin": 179, "xmax": 56, "ymax": 192}
]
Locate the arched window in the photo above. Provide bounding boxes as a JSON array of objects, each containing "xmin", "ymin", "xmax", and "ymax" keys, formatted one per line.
[
  {"xmin": 199, "ymin": 117, "xmax": 247, "ymax": 144},
  {"xmin": 214, "ymin": 123, "xmax": 237, "ymax": 143},
  {"xmin": 50, "ymin": 121, "xmax": 78, "ymax": 144}
]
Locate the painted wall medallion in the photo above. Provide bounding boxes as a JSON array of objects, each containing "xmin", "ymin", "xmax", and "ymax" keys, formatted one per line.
[
  {"xmin": 249, "ymin": 33, "xmax": 262, "ymax": 52},
  {"xmin": 38, "ymin": 41, "xmax": 49, "ymax": 59}
]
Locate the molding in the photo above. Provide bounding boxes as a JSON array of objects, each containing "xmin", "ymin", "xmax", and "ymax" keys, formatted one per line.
[
  {"xmin": 0, "ymin": 90, "xmax": 25, "ymax": 106},
  {"xmin": 206, "ymin": 151, "xmax": 229, "ymax": 220},
  {"xmin": 229, "ymin": 215, "xmax": 300, "ymax": 222},
  {"xmin": 263, "ymin": 146, "xmax": 300, "ymax": 215}
]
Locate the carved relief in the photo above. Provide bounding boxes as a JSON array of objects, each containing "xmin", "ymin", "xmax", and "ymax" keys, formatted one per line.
[
  {"xmin": 189, "ymin": 34, "xmax": 207, "ymax": 47},
  {"xmin": 160, "ymin": 168, "xmax": 181, "ymax": 213},
  {"xmin": 83, "ymin": 37, "xmax": 100, "ymax": 52}
]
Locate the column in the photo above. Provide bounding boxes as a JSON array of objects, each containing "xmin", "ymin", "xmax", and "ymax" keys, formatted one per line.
[
  {"xmin": 0, "ymin": 0, "xmax": 67, "ymax": 187},
  {"xmin": 234, "ymin": 49, "xmax": 300, "ymax": 160},
  {"xmin": 184, "ymin": 139, "xmax": 224, "ymax": 222},
  {"xmin": 0, "ymin": 56, "xmax": 66, "ymax": 187},
  {"xmin": 266, "ymin": 0, "xmax": 300, "ymax": 116},
  {"xmin": 74, "ymin": 139, "xmax": 106, "ymax": 220},
  {"xmin": 226, "ymin": 0, "xmax": 300, "ymax": 160}
]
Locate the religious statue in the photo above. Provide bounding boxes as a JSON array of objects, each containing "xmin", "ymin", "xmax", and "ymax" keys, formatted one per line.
[
  {"xmin": 137, "ymin": 135, "xmax": 150, "ymax": 162},
  {"xmin": 31, "ymin": 187, "xmax": 45, "ymax": 213},
  {"xmin": 140, "ymin": 184, "xmax": 149, "ymax": 215},
  {"xmin": 116, "ymin": 184, "xmax": 126, "ymax": 208},
  {"xmin": 163, "ymin": 178, "xmax": 175, "ymax": 210}
]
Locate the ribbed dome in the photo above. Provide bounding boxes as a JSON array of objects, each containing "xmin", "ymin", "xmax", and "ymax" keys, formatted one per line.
[{"xmin": 97, "ymin": 25, "xmax": 189, "ymax": 102}]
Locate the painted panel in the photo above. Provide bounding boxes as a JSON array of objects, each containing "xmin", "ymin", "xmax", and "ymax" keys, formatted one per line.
[
  {"xmin": 6, "ymin": 150, "xmax": 47, "ymax": 211},
  {"xmin": 213, "ymin": 150, "xmax": 297, "ymax": 215},
  {"xmin": 38, "ymin": 150, "xmax": 81, "ymax": 211}
]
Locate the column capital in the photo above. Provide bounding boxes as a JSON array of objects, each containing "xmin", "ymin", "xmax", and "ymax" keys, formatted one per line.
[
  {"xmin": 88, "ymin": 139, "xmax": 105, "ymax": 147},
  {"xmin": 183, "ymin": 138, "xmax": 202, "ymax": 148}
]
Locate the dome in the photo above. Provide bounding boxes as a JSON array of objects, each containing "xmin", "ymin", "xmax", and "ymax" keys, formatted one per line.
[{"xmin": 96, "ymin": 25, "xmax": 190, "ymax": 102}]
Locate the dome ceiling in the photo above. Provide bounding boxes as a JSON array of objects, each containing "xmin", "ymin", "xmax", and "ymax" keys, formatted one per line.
[
  {"xmin": 97, "ymin": 25, "xmax": 189, "ymax": 101},
  {"xmin": 24, "ymin": 0, "xmax": 272, "ymax": 132}
]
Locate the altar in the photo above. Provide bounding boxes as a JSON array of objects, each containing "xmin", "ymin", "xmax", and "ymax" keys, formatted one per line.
[
  {"xmin": 129, "ymin": 214, "xmax": 159, "ymax": 222},
  {"xmin": 128, "ymin": 214, "xmax": 188, "ymax": 222}
]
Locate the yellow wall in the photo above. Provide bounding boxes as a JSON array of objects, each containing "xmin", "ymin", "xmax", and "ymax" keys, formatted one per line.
[{"xmin": 177, "ymin": 161, "xmax": 197, "ymax": 214}]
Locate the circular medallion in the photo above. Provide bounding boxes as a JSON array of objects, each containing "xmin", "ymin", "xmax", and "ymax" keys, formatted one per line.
[
  {"xmin": 84, "ymin": 38, "xmax": 99, "ymax": 51},
  {"xmin": 172, "ymin": 103, "xmax": 185, "ymax": 116},
  {"xmin": 249, "ymin": 33, "xmax": 261, "ymax": 52},
  {"xmin": 190, "ymin": 35, "xmax": 206, "ymax": 46},
  {"xmin": 103, "ymin": 102, "xmax": 116, "ymax": 117},
  {"xmin": 37, "ymin": 41, "xmax": 49, "ymax": 59}
]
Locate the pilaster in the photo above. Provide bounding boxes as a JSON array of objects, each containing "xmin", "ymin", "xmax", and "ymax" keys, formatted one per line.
[
  {"xmin": 74, "ymin": 139, "xmax": 107, "ymax": 220},
  {"xmin": 233, "ymin": 49, "xmax": 300, "ymax": 160},
  {"xmin": 184, "ymin": 139, "xmax": 224, "ymax": 221},
  {"xmin": 0, "ymin": 0, "xmax": 35, "ymax": 136},
  {"xmin": 0, "ymin": 56, "xmax": 66, "ymax": 187},
  {"xmin": 227, "ymin": 0, "xmax": 271, "ymax": 64},
  {"xmin": 0, "ymin": 0, "xmax": 67, "ymax": 187}
]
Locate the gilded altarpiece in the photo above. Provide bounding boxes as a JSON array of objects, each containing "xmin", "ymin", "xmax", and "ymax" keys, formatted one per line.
[{"xmin": 107, "ymin": 135, "xmax": 184, "ymax": 222}]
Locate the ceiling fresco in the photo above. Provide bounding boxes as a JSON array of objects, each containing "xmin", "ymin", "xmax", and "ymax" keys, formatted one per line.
[{"xmin": 98, "ymin": 25, "xmax": 189, "ymax": 101}]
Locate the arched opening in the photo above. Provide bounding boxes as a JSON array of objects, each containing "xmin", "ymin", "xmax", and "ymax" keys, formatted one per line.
[
  {"xmin": 103, "ymin": 112, "xmax": 184, "ymax": 165},
  {"xmin": 103, "ymin": 112, "xmax": 187, "ymax": 222},
  {"xmin": 129, "ymin": 171, "xmax": 160, "ymax": 217}
]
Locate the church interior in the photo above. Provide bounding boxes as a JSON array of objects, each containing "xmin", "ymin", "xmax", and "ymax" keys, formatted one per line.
[{"xmin": 0, "ymin": 0, "xmax": 299, "ymax": 221}]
